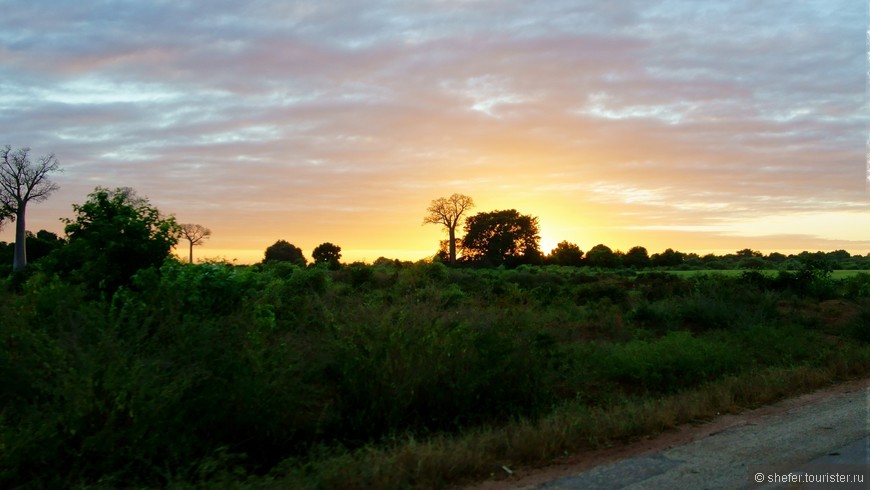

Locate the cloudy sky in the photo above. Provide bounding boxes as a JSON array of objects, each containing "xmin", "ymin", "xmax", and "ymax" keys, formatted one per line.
[{"xmin": 1, "ymin": 0, "xmax": 867, "ymax": 263}]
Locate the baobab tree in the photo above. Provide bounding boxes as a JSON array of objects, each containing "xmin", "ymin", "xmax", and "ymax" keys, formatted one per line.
[
  {"xmin": 180, "ymin": 223, "xmax": 211, "ymax": 263},
  {"xmin": 0, "ymin": 146, "xmax": 61, "ymax": 270},
  {"xmin": 423, "ymin": 193, "xmax": 474, "ymax": 265}
]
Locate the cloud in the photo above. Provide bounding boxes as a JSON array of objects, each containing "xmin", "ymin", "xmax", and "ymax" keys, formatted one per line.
[{"xmin": 0, "ymin": 0, "xmax": 865, "ymax": 260}]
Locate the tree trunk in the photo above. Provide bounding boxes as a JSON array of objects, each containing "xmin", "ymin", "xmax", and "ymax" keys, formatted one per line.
[
  {"xmin": 12, "ymin": 204, "xmax": 26, "ymax": 271},
  {"xmin": 189, "ymin": 241, "xmax": 194, "ymax": 264},
  {"xmin": 448, "ymin": 226, "xmax": 456, "ymax": 265}
]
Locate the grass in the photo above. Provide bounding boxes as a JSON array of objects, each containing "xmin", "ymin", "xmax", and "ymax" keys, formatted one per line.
[
  {"xmin": 663, "ymin": 269, "xmax": 870, "ymax": 279},
  {"xmin": 225, "ymin": 359, "xmax": 869, "ymax": 489},
  {"xmin": 2, "ymin": 262, "xmax": 868, "ymax": 489}
]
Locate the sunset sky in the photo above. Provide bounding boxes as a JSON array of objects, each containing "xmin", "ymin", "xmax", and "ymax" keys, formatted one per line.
[{"xmin": 1, "ymin": 0, "xmax": 867, "ymax": 263}]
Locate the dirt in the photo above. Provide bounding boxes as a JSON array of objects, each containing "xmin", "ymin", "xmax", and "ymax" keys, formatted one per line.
[{"xmin": 463, "ymin": 377, "xmax": 869, "ymax": 489}]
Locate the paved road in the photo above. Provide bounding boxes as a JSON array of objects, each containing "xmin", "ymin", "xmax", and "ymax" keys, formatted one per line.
[{"xmin": 535, "ymin": 384, "xmax": 869, "ymax": 490}]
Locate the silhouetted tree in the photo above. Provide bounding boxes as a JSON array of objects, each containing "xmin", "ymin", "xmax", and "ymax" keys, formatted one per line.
[
  {"xmin": 312, "ymin": 242, "xmax": 342, "ymax": 269},
  {"xmin": 548, "ymin": 241, "xmax": 584, "ymax": 266},
  {"xmin": 26, "ymin": 229, "xmax": 66, "ymax": 263},
  {"xmin": 0, "ymin": 145, "xmax": 61, "ymax": 270},
  {"xmin": 50, "ymin": 187, "xmax": 179, "ymax": 293},
  {"xmin": 423, "ymin": 193, "xmax": 474, "ymax": 265},
  {"xmin": 651, "ymin": 248, "xmax": 685, "ymax": 268},
  {"xmin": 735, "ymin": 248, "xmax": 762, "ymax": 258},
  {"xmin": 264, "ymin": 240, "xmax": 306, "ymax": 266},
  {"xmin": 461, "ymin": 209, "xmax": 541, "ymax": 267},
  {"xmin": 622, "ymin": 246, "xmax": 651, "ymax": 269},
  {"xmin": 180, "ymin": 223, "xmax": 211, "ymax": 264},
  {"xmin": 584, "ymin": 244, "xmax": 621, "ymax": 268}
]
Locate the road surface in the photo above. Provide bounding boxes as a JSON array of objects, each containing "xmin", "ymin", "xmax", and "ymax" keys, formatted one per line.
[{"xmin": 470, "ymin": 378, "xmax": 868, "ymax": 490}]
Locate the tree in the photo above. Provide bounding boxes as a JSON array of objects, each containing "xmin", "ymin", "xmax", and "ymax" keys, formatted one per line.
[
  {"xmin": 651, "ymin": 248, "xmax": 685, "ymax": 268},
  {"xmin": 584, "ymin": 244, "xmax": 621, "ymax": 268},
  {"xmin": 622, "ymin": 246, "xmax": 651, "ymax": 269},
  {"xmin": 25, "ymin": 229, "xmax": 66, "ymax": 263},
  {"xmin": 423, "ymin": 193, "xmax": 474, "ymax": 265},
  {"xmin": 460, "ymin": 209, "xmax": 541, "ymax": 267},
  {"xmin": 735, "ymin": 248, "xmax": 762, "ymax": 258},
  {"xmin": 264, "ymin": 240, "xmax": 306, "ymax": 266},
  {"xmin": 180, "ymin": 223, "xmax": 211, "ymax": 264},
  {"xmin": 0, "ymin": 145, "xmax": 61, "ymax": 270},
  {"xmin": 547, "ymin": 241, "xmax": 584, "ymax": 266},
  {"xmin": 312, "ymin": 242, "xmax": 342, "ymax": 269},
  {"xmin": 52, "ymin": 187, "xmax": 180, "ymax": 293}
]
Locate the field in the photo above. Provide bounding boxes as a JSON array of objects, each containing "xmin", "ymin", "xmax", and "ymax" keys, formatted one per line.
[
  {"xmin": 664, "ymin": 269, "xmax": 870, "ymax": 279},
  {"xmin": 2, "ymin": 262, "xmax": 869, "ymax": 489}
]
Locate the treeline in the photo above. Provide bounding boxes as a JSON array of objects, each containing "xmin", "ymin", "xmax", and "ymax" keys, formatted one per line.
[
  {"xmin": 534, "ymin": 244, "xmax": 870, "ymax": 271},
  {"xmin": 2, "ymin": 186, "xmax": 869, "ymax": 488}
]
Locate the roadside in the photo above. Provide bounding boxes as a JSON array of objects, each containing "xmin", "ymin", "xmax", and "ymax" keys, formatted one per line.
[{"xmin": 466, "ymin": 377, "xmax": 869, "ymax": 489}]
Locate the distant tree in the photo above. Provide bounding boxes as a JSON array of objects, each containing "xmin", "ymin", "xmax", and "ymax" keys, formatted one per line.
[
  {"xmin": 423, "ymin": 193, "xmax": 474, "ymax": 265},
  {"xmin": 739, "ymin": 256, "xmax": 766, "ymax": 270},
  {"xmin": 735, "ymin": 248, "xmax": 763, "ymax": 258},
  {"xmin": 25, "ymin": 229, "xmax": 66, "ymax": 263},
  {"xmin": 312, "ymin": 242, "xmax": 342, "ymax": 269},
  {"xmin": 584, "ymin": 244, "xmax": 621, "ymax": 268},
  {"xmin": 51, "ymin": 187, "xmax": 180, "ymax": 293},
  {"xmin": 180, "ymin": 223, "xmax": 211, "ymax": 264},
  {"xmin": 0, "ymin": 145, "xmax": 61, "ymax": 270},
  {"xmin": 547, "ymin": 241, "xmax": 584, "ymax": 266},
  {"xmin": 264, "ymin": 240, "xmax": 306, "ymax": 266},
  {"xmin": 461, "ymin": 209, "xmax": 541, "ymax": 267},
  {"xmin": 766, "ymin": 252, "xmax": 787, "ymax": 264},
  {"xmin": 622, "ymin": 246, "xmax": 651, "ymax": 269},
  {"xmin": 651, "ymin": 248, "xmax": 685, "ymax": 268}
]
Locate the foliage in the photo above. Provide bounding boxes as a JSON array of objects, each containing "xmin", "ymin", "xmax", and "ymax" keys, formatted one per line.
[
  {"xmin": 461, "ymin": 209, "xmax": 542, "ymax": 267},
  {"xmin": 1, "ymin": 259, "xmax": 868, "ymax": 488},
  {"xmin": 263, "ymin": 240, "xmax": 307, "ymax": 266},
  {"xmin": 547, "ymin": 240, "xmax": 584, "ymax": 266},
  {"xmin": 622, "ymin": 246, "xmax": 650, "ymax": 269},
  {"xmin": 585, "ymin": 243, "xmax": 621, "ymax": 268},
  {"xmin": 312, "ymin": 242, "xmax": 342, "ymax": 269},
  {"xmin": 45, "ymin": 187, "xmax": 179, "ymax": 294}
]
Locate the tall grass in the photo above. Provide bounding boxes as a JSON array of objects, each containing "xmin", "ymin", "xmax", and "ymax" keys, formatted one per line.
[{"xmin": 1, "ymin": 262, "xmax": 868, "ymax": 488}]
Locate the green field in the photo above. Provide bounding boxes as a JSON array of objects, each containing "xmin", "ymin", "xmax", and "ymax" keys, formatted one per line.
[{"xmin": 663, "ymin": 269, "xmax": 870, "ymax": 279}]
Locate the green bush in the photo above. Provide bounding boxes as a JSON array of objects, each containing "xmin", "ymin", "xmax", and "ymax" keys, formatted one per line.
[{"xmin": 2, "ymin": 264, "xmax": 868, "ymax": 488}]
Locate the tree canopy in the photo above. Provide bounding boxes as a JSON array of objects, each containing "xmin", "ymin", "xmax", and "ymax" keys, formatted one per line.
[
  {"xmin": 50, "ymin": 187, "xmax": 180, "ymax": 293},
  {"xmin": 460, "ymin": 209, "xmax": 541, "ymax": 267},
  {"xmin": 623, "ymin": 246, "xmax": 651, "ymax": 269},
  {"xmin": 547, "ymin": 241, "xmax": 584, "ymax": 266},
  {"xmin": 585, "ymin": 244, "xmax": 621, "ymax": 268},
  {"xmin": 312, "ymin": 242, "xmax": 342, "ymax": 269},
  {"xmin": 264, "ymin": 240, "xmax": 307, "ymax": 266}
]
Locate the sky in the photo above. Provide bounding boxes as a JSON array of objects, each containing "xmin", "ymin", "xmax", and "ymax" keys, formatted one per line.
[{"xmin": 1, "ymin": 0, "xmax": 867, "ymax": 263}]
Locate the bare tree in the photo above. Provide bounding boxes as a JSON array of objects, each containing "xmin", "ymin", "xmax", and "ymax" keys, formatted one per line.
[
  {"xmin": 180, "ymin": 223, "xmax": 211, "ymax": 263},
  {"xmin": 423, "ymin": 193, "xmax": 474, "ymax": 265},
  {"xmin": 0, "ymin": 146, "xmax": 61, "ymax": 270}
]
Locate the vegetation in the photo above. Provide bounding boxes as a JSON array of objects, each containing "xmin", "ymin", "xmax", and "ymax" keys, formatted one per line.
[
  {"xmin": 312, "ymin": 242, "xmax": 342, "ymax": 270},
  {"xmin": 43, "ymin": 187, "xmax": 180, "ymax": 295},
  {"xmin": 180, "ymin": 223, "xmax": 211, "ymax": 264},
  {"xmin": 1, "ymin": 186, "xmax": 869, "ymax": 489},
  {"xmin": 423, "ymin": 193, "xmax": 474, "ymax": 265},
  {"xmin": 263, "ymin": 240, "xmax": 307, "ymax": 266},
  {"xmin": 460, "ymin": 208, "xmax": 542, "ymax": 267},
  {"xmin": 2, "ymin": 259, "xmax": 868, "ymax": 488},
  {"xmin": 0, "ymin": 145, "xmax": 61, "ymax": 270}
]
